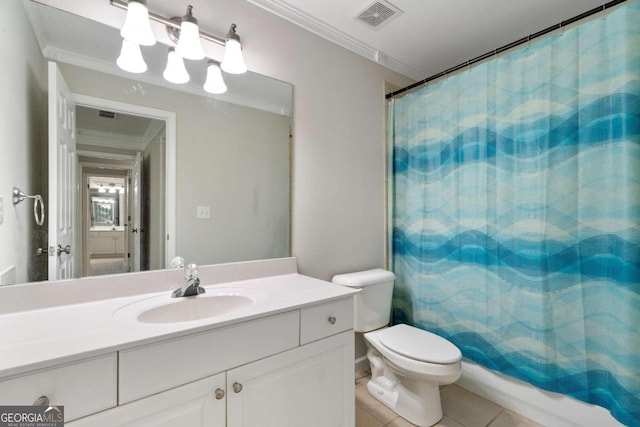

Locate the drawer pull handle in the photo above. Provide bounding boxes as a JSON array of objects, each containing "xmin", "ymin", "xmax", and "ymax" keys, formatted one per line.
[
  {"xmin": 233, "ymin": 382, "xmax": 243, "ymax": 393},
  {"xmin": 328, "ymin": 316, "xmax": 336, "ymax": 325},
  {"xmin": 33, "ymin": 396, "xmax": 49, "ymax": 406},
  {"xmin": 214, "ymin": 388, "xmax": 225, "ymax": 400}
]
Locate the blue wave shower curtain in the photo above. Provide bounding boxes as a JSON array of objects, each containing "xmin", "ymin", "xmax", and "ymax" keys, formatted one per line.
[{"xmin": 388, "ymin": 3, "xmax": 640, "ymax": 425}]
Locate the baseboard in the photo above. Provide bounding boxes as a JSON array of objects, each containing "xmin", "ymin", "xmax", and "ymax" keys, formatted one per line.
[{"xmin": 354, "ymin": 355, "xmax": 369, "ymax": 373}]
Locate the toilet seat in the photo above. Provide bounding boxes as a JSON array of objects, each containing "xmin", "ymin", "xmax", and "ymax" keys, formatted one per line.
[
  {"xmin": 364, "ymin": 327, "xmax": 462, "ymax": 384},
  {"xmin": 376, "ymin": 324, "xmax": 461, "ymax": 364}
]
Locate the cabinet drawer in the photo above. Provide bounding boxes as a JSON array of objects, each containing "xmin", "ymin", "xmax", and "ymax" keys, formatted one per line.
[
  {"xmin": 0, "ymin": 354, "xmax": 117, "ymax": 422},
  {"xmin": 300, "ymin": 297, "xmax": 353, "ymax": 345},
  {"xmin": 119, "ymin": 310, "xmax": 300, "ymax": 404}
]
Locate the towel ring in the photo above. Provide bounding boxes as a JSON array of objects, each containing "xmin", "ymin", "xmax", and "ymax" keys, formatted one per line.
[{"xmin": 12, "ymin": 187, "xmax": 45, "ymax": 226}]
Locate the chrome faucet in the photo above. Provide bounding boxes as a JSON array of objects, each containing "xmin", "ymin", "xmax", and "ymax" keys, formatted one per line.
[{"xmin": 171, "ymin": 263, "xmax": 205, "ymax": 298}]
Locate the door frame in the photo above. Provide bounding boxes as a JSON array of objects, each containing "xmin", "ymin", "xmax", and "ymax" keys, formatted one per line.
[
  {"xmin": 73, "ymin": 94, "xmax": 177, "ymax": 267},
  {"xmin": 81, "ymin": 167, "xmax": 131, "ymax": 277}
]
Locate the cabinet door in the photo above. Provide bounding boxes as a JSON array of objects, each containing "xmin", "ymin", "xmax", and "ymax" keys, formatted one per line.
[
  {"xmin": 68, "ymin": 373, "xmax": 225, "ymax": 427},
  {"xmin": 227, "ymin": 331, "xmax": 354, "ymax": 427},
  {"xmin": 114, "ymin": 233, "xmax": 125, "ymax": 254},
  {"xmin": 90, "ymin": 233, "xmax": 114, "ymax": 255}
]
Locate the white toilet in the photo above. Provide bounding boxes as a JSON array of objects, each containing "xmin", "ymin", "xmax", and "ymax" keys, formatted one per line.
[{"xmin": 332, "ymin": 269, "xmax": 462, "ymax": 427}]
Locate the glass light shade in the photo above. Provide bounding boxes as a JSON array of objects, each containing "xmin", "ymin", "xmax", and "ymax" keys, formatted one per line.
[
  {"xmin": 116, "ymin": 39, "xmax": 147, "ymax": 73},
  {"xmin": 98, "ymin": 187, "xmax": 106, "ymax": 193},
  {"xmin": 221, "ymin": 38, "xmax": 247, "ymax": 74},
  {"xmin": 109, "ymin": 187, "xmax": 117, "ymax": 194},
  {"xmin": 120, "ymin": 0, "xmax": 156, "ymax": 46},
  {"xmin": 163, "ymin": 48, "xmax": 190, "ymax": 84},
  {"xmin": 175, "ymin": 20, "xmax": 205, "ymax": 60},
  {"xmin": 204, "ymin": 62, "xmax": 227, "ymax": 94}
]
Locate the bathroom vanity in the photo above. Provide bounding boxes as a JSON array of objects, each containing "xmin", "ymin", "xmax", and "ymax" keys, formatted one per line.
[{"xmin": 0, "ymin": 258, "xmax": 357, "ymax": 426}]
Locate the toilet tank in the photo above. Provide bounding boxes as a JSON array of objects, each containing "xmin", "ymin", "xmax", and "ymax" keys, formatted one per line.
[{"xmin": 331, "ymin": 269, "xmax": 395, "ymax": 333}]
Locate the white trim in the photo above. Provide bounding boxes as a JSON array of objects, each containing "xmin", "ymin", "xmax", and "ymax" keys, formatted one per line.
[
  {"xmin": 77, "ymin": 151, "xmax": 136, "ymax": 161},
  {"xmin": 79, "ymin": 160, "xmax": 133, "ymax": 171},
  {"xmin": 77, "ymin": 129, "xmax": 148, "ymax": 152},
  {"xmin": 73, "ymin": 94, "xmax": 177, "ymax": 267},
  {"xmin": 246, "ymin": 0, "xmax": 422, "ymax": 80}
]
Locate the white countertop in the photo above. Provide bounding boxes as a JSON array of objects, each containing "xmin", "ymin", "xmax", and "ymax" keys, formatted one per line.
[{"xmin": 0, "ymin": 270, "xmax": 357, "ymax": 379}]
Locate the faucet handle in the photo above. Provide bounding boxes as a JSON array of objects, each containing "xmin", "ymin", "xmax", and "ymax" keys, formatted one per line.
[
  {"xmin": 185, "ymin": 263, "xmax": 199, "ymax": 279},
  {"xmin": 171, "ymin": 256, "xmax": 185, "ymax": 269}
]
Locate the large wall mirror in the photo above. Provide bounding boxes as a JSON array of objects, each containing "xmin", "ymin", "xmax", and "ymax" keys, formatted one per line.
[{"xmin": 1, "ymin": 0, "xmax": 292, "ymax": 285}]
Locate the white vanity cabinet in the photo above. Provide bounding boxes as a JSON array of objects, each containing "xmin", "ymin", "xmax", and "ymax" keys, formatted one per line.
[
  {"xmin": 90, "ymin": 230, "xmax": 125, "ymax": 256},
  {"xmin": 0, "ymin": 354, "xmax": 117, "ymax": 422},
  {"xmin": 227, "ymin": 331, "xmax": 353, "ymax": 427},
  {"xmin": 65, "ymin": 297, "xmax": 354, "ymax": 427},
  {"xmin": 67, "ymin": 373, "xmax": 226, "ymax": 427}
]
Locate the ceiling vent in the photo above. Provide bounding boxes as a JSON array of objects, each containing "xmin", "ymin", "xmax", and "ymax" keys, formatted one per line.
[
  {"xmin": 98, "ymin": 110, "xmax": 116, "ymax": 119},
  {"xmin": 355, "ymin": 0, "xmax": 402, "ymax": 30}
]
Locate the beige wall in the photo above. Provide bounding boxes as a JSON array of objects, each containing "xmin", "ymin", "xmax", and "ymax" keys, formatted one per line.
[
  {"xmin": 0, "ymin": 0, "xmax": 47, "ymax": 284},
  {"xmin": 59, "ymin": 63, "xmax": 291, "ymax": 267},
  {"xmin": 217, "ymin": 1, "xmax": 415, "ymax": 280}
]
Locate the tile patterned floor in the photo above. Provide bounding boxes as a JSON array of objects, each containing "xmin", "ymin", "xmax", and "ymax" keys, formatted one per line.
[{"xmin": 355, "ymin": 371, "xmax": 542, "ymax": 427}]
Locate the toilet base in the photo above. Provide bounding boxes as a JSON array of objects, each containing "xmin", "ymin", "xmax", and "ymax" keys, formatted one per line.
[{"xmin": 367, "ymin": 375, "xmax": 443, "ymax": 427}]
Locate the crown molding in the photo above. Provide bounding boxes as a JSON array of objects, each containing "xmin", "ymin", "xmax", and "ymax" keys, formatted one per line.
[
  {"xmin": 77, "ymin": 128, "xmax": 148, "ymax": 152},
  {"xmin": 247, "ymin": 0, "xmax": 422, "ymax": 80}
]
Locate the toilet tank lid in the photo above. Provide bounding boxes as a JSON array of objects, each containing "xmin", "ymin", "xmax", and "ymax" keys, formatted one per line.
[
  {"xmin": 377, "ymin": 324, "xmax": 462, "ymax": 364},
  {"xmin": 331, "ymin": 269, "xmax": 395, "ymax": 287}
]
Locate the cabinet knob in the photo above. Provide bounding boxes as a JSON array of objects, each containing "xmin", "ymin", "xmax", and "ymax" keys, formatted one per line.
[
  {"xmin": 33, "ymin": 396, "xmax": 49, "ymax": 406},
  {"xmin": 214, "ymin": 388, "xmax": 225, "ymax": 400},
  {"xmin": 328, "ymin": 316, "xmax": 337, "ymax": 325},
  {"xmin": 232, "ymin": 382, "xmax": 243, "ymax": 393}
]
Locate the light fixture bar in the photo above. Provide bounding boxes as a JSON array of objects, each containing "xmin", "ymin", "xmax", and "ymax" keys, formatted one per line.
[{"xmin": 110, "ymin": 0, "xmax": 225, "ymax": 47}]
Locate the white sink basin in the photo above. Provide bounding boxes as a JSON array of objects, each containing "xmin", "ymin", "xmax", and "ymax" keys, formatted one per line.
[{"xmin": 114, "ymin": 287, "xmax": 265, "ymax": 324}]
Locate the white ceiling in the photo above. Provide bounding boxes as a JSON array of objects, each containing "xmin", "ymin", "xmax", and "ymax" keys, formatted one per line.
[{"xmin": 247, "ymin": 0, "xmax": 606, "ymax": 80}]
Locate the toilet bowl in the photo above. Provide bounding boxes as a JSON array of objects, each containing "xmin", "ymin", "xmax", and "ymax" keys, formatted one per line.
[
  {"xmin": 331, "ymin": 269, "xmax": 462, "ymax": 427},
  {"xmin": 364, "ymin": 324, "xmax": 461, "ymax": 426}
]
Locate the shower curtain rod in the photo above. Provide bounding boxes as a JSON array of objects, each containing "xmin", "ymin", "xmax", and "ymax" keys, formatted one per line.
[{"xmin": 386, "ymin": 0, "xmax": 628, "ymax": 99}]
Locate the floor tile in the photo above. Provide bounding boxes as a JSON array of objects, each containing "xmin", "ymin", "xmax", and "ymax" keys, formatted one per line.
[
  {"xmin": 385, "ymin": 415, "xmax": 416, "ymax": 427},
  {"xmin": 433, "ymin": 415, "xmax": 466, "ymax": 427},
  {"xmin": 487, "ymin": 410, "xmax": 543, "ymax": 427},
  {"xmin": 356, "ymin": 406, "xmax": 385, "ymax": 427},
  {"xmin": 355, "ymin": 383, "xmax": 399, "ymax": 424},
  {"xmin": 441, "ymin": 384, "xmax": 503, "ymax": 427}
]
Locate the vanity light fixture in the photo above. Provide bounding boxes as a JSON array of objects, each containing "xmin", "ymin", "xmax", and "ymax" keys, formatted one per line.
[
  {"xmin": 163, "ymin": 47, "xmax": 190, "ymax": 84},
  {"xmin": 174, "ymin": 5, "xmax": 205, "ymax": 60},
  {"xmin": 221, "ymin": 24, "xmax": 247, "ymax": 74},
  {"xmin": 117, "ymin": 39, "xmax": 148, "ymax": 73},
  {"xmin": 111, "ymin": 0, "xmax": 248, "ymax": 93},
  {"xmin": 120, "ymin": 0, "xmax": 156, "ymax": 46},
  {"xmin": 203, "ymin": 61, "xmax": 227, "ymax": 94}
]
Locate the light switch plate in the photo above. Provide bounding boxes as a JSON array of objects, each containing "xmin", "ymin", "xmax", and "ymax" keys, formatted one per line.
[{"xmin": 196, "ymin": 206, "xmax": 211, "ymax": 219}]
